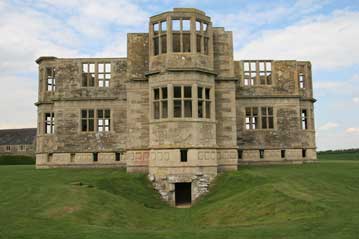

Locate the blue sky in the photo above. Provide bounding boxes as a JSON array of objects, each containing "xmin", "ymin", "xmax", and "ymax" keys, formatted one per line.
[{"xmin": 0, "ymin": 0, "xmax": 358, "ymax": 150}]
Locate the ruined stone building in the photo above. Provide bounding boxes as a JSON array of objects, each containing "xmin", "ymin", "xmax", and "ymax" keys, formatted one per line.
[
  {"xmin": 0, "ymin": 128, "xmax": 36, "ymax": 156},
  {"xmin": 35, "ymin": 8, "xmax": 317, "ymax": 206}
]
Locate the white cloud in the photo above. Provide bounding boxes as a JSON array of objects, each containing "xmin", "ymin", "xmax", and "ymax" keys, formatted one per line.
[
  {"xmin": 353, "ymin": 97, "xmax": 359, "ymax": 104},
  {"xmin": 346, "ymin": 128, "xmax": 359, "ymax": 134},
  {"xmin": 319, "ymin": 122, "xmax": 339, "ymax": 131},
  {"xmin": 210, "ymin": 0, "xmax": 329, "ymax": 49},
  {"xmin": 235, "ymin": 10, "xmax": 359, "ymax": 70},
  {"xmin": 0, "ymin": 0, "xmax": 150, "ymax": 129}
]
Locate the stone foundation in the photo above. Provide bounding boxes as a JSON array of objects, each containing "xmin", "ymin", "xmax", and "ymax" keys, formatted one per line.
[{"xmin": 148, "ymin": 172, "xmax": 214, "ymax": 206}]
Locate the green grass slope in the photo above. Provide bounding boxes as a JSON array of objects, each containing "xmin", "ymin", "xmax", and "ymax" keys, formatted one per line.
[{"xmin": 0, "ymin": 157, "xmax": 359, "ymax": 238}]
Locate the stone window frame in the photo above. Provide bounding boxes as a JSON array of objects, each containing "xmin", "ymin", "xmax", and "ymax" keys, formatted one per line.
[
  {"xmin": 151, "ymin": 84, "xmax": 213, "ymax": 121},
  {"xmin": 195, "ymin": 19, "xmax": 209, "ymax": 55},
  {"xmin": 301, "ymin": 108, "xmax": 308, "ymax": 130},
  {"xmin": 98, "ymin": 63, "xmax": 111, "ymax": 87},
  {"xmin": 97, "ymin": 109, "xmax": 111, "ymax": 132},
  {"xmin": 81, "ymin": 109, "xmax": 95, "ymax": 132},
  {"xmin": 79, "ymin": 108, "xmax": 112, "ymax": 133},
  {"xmin": 260, "ymin": 107, "xmax": 274, "ymax": 129},
  {"xmin": 198, "ymin": 86, "xmax": 211, "ymax": 119},
  {"xmin": 44, "ymin": 112, "xmax": 55, "ymax": 134},
  {"xmin": 302, "ymin": 149, "xmax": 307, "ymax": 158},
  {"xmin": 259, "ymin": 149, "xmax": 265, "ymax": 159},
  {"xmin": 153, "ymin": 20, "xmax": 167, "ymax": 55},
  {"xmin": 5, "ymin": 145, "xmax": 11, "ymax": 152},
  {"xmin": 180, "ymin": 149, "xmax": 188, "ymax": 162},
  {"xmin": 172, "ymin": 18, "xmax": 191, "ymax": 53},
  {"xmin": 245, "ymin": 107, "xmax": 258, "ymax": 129},
  {"xmin": 243, "ymin": 60, "xmax": 272, "ymax": 86},
  {"xmin": 153, "ymin": 87, "xmax": 168, "ymax": 119},
  {"xmin": 245, "ymin": 106, "xmax": 275, "ymax": 130},
  {"xmin": 299, "ymin": 73, "xmax": 305, "ymax": 89},
  {"xmin": 173, "ymin": 85, "xmax": 193, "ymax": 118},
  {"xmin": 82, "ymin": 62, "xmax": 111, "ymax": 88},
  {"xmin": 46, "ymin": 67, "xmax": 56, "ymax": 92}
]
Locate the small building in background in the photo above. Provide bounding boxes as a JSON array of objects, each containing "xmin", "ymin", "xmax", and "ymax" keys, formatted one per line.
[{"xmin": 0, "ymin": 128, "xmax": 37, "ymax": 156}]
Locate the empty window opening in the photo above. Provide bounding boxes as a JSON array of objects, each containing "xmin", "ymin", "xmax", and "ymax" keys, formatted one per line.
[
  {"xmin": 161, "ymin": 87, "xmax": 168, "ymax": 118},
  {"xmin": 259, "ymin": 62, "xmax": 272, "ymax": 85},
  {"xmin": 93, "ymin": 153, "xmax": 98, "ymax": 162},
  {"xmin": 238, "ymin": 150, "xmax": 243, "ymax": 159},
  {"xmin": 243, "ymin": 61, "xmax": 256, "ymax": 86},
  {"xmin": 172, "ymin": 19, "xmax": 180, "ymax": 31},
  {"xmin": 82, "ymin": 63, "xmax": 95, "ymax": 87},
  {"xmin": 205, "ymin": 88, "xmax": 211, "ymax": 119},
  {"xmin": 299, "ymin": 73, "xmax": 305, "ymax": 89},
  {"xmin": 153, "ymin": 37, "xmax": 159, "ymax": 55},
  {"xmin": 153, "ymin": 23, "xmax": 159, "ymax": 56},
  {"xmin": 180, "ymin": 149, "xmax": 188, "ymax": 162},
  {"xmin": 173, "ymin": 33, "xmax": 181, "ymax": 52},
  {"xmin": 70, "ymin": 153, "xmax": 75, "ymax": 162},
  {"xmin": 281, "ymin": 150, "xmax": 286, "ymax": 159},
  {"xmin": 204, "ymin": 37, "xmax": 209, "ymax": 55},
  {"xmin": 97, "ymin": 109, "xmax": 111, "ymax": 132},
  {"xmin": 45, "ymin": 112, "xmax": 55, "ymax": 134},
  {"xmin": 173, "ymin": 86, "xmax": 182, "ymax": 118},
  {"xmin": 245, "ymin": 107, "xmax": 258, "ymax": 129},
  {"xmin": 153, "ymin": 88, "xmax": 160, "ymax": 119},
  {"xmin": 182, "ymin": 20, "xmax": 190, "ymax": 31},
  {"xmin": 243, "ymin": 61, "xmax": 272, "ymax": 86},
  {"xmin": 301, "ymin": 109, "xmax": 308, "ymax": 130},
  {"xmin": 261, "ymin": 107, "xmax": 274, "ymax": 129},
  {"xmin": 175, "ymin": 183, "xmax": 192, "ymax": 206},
  {"xmin": 183, "ymin": 33, "xmax": 191, "ymax": 52},
  {"xmin": 153, "ymin": 23, "xmax": 159, "ymax": 32},
  {"xmin": 184, "ymin": 86, "xmax": 192, "ymax": 117},
  {"xmin": 196, "ymin": 35, "xmax": 202, "ymax": 53},
  {"xmin": 196, "ymin": 20, "xmax": 209, "ymax": 54},
  {"xmin": 19, "ymin": 145, "xmax": 25, "ymax": 151},
  {"xmin": 153, "ymin": 21, "xmax": 167, "ymax": 55},
  {"xmin": 5, "ymin": 145, "xmax": 11, "ymax": 152},
  {"xmin": 115, "ymin": 152, "xmax": 121, "ymax": 161},
  {"xmin": 172, "ymin": 19, "xmax": 192, "ymax": 53},
  {"xmin": 98, "ymin": 63, "xmax": 111, "ymax": 87},
  {"xmin": 46, "ymin": 67, "xmax": 56, "ymax": 92},
  {"xmin": 48, "ymin": 153, "xmax": 53, "ymax": 162},
  {"xmin": 259, "ymin": 149, "xmax": 265, "ymax": 159},
  {"xmin": 302, "ymin": 149, "xmax": 307, "ymax": 158},
  {"xmin": 161, "ymin": 21, "xmax": 167, "ymax": 32},
  {"xmin": 161, "ymin": 35, "xmax": 167, "ymax": 54},
  {"xmin": 198, "ymin": 87, "xmax": 211, "ymax": 118},
  {"xmin": 203, "ymin": 23, "xmax": 208, "ymax": 31},
  {"xmin": 81, "ymin": 109, "xmax": 95, "ymax": 132}
]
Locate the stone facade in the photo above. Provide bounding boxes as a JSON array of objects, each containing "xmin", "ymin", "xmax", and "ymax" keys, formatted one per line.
[{"xmin": 35, "ymin": 8, "xmax": 317, "ymax": 206}]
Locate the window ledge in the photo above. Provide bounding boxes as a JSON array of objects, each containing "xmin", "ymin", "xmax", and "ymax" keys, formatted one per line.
[{"xmin": 151, "ymin": 118, "xmax": 215, "ymax": 123}]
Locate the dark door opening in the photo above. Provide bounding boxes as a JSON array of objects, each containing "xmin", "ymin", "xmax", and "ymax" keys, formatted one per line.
[{"xmin": 175, "ymin": 183, "xmax": 192, "ymax": 206}]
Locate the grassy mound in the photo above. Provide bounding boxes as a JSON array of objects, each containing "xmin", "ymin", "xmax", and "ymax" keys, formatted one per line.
[{"xmin": 0, "ymin": 156, "xmax": 359, "ymax": 238}]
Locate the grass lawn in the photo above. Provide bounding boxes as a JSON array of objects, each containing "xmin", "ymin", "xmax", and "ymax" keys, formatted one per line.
[{"xmin": 1, "ymin": 153, "xmax": 359, "ymax": 238}]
